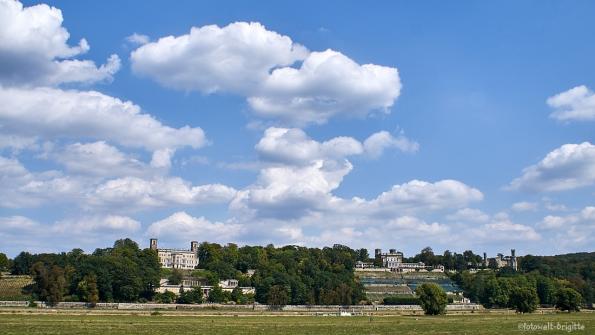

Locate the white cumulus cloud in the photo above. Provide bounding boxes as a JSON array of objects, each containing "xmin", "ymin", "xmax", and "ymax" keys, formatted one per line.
[
  {"xmin": 248, "ymin": 49, "xmax": 401, "ymax": 125},
  {"xmin": 147, "ymin": 212, "xmax": 243, "ymax": 244},
  {"xmin": 255, "ymin": 127, "xmax": 416, "ymax": 165},
  {"xmin": 53, "ymin": 215, "xmax": 141, "ymax": 234},
  {"xmin": 508, "ymin": 142, "xmax": 595, "ymax": 192},
  {"xmin": 51, "ymin": 141, "xmax": 148, "ymax": 177},
  {"xmin": 131, "ymin": 22, "xmax": 308, "ymax": 94},
  {"xmin": 131, "ymin": 22, "xmax": 401, "ymax": 126},
  {"xmin": 0, "ymin": 0, "xmax": 120, "ymax": 86},
  {"xmin": 548, "ymin": 85, "xmax": 595, "ymax": 122},
  {"xmin": 88, "ymin": 177, "xmax": 237, "ymax": 211},
  {"xmin": 0, "ymin": 86, "xmax": 207, "ymax": 153}
]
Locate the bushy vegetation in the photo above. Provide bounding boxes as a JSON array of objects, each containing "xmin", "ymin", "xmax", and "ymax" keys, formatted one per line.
[
  {"xmin": 6, "ymin": 240, "xmax": 364, "ymax": 305},
  {"xmin": 520, "ymin": 252, "xmax": 594, "ymax": 308},
  {"xmin": 382, "ymin": 295, "xmax": 420, "ymax": 305},
  {"xmin": 197, "ymin": 242, "xmax": 366, "ymax": 305},
  {"xmin": 10, "ymin": 239, "xmax": 160, "ymax": 304},
  {"xmin": 452, "ymin": 268, "xmax": 590, "ymax": 313},
  {"xmin": 401, "ymin": 247, "xmax": 485, "ymax": 271},
  {"xmin": 4, "ymin": 241, "xmax": 593, "ymax": 310}
]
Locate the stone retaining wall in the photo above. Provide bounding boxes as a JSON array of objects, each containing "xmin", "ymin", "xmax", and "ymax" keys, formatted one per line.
[{"xmin": 0, "ymin": 301, "xmax": 482, "ymax": 311}]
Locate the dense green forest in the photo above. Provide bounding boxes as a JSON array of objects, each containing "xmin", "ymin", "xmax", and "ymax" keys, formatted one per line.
[
  {"xmin": 1, "ymin": 242, "xmax": 593, "ymax": 309},
  {"xmin": 451, "ymin": 252, "xmax": 594, "ymax": 310},
  {"xmin": 195, "ymin": 242, "xmax": 366, "ymax": 305},
  {"xmin": 2, "ymin": 240, "xmax": 366, "ymax": 305},
  {"xmin": 8, "ymin": 239, "xmax": 160, "ymax": 303}
]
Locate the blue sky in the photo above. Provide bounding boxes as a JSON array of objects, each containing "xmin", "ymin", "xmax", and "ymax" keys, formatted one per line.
[{"xmin": 1, "ymin": 0, "xmax": 594, "ymax": 257}]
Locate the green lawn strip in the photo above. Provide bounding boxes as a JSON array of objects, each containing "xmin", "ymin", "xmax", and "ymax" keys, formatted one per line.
[{"xmin": 0, "ymin": 312, "xmax": 592, "ymax": 335}]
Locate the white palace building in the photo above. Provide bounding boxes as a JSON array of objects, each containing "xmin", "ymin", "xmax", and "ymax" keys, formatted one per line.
[{"xmin": 150, "ymin": 239, "xmax": 199, "ymax": 270}]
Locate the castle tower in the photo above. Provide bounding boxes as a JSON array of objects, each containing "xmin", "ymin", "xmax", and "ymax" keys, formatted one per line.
[
  {"xmin": 191, "ymin": 241, "xmax": 198, "ymax": 252},
  {"xmin": 150, "ymin": 238, "xmax": 158, "ymax": 250}
]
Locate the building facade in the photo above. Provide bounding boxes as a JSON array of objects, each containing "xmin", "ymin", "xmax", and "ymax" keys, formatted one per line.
[
  {"xmin": 493, "ymin": 249, "xmax": 518, "ymax": 271},
  {"xmin": 375, "ymin": 248, "xmax": 404, "ymax": 268},
  {"xmin": 150, "ymin": 239, "xmax": 199, "ymax": 270},
  {"xmin": 156, "ymin": 277, "xmax": 255, "ymax": 297},
  {"xmin": 373, "ymin": 248, "xmax": 444, "ymax": 272}
]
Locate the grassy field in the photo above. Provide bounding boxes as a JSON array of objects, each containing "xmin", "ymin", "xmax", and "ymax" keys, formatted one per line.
[{"xmin": 0, "ymin": 311, "xmax": 593, "ymax": 335}]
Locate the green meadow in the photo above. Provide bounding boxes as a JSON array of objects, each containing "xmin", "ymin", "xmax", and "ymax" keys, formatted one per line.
[{"xmin": 0, "ymin": 311, "xmax": 593, "ymax": 335}]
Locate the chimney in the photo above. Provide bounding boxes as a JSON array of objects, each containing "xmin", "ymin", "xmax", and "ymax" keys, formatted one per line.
[
  {"xmin": 511, "ymin": 249, "xmax": 516, "ymax": 257},
  {"xmin": 150, "ymin": 238, "xmax": 158, "ymax": 250}
]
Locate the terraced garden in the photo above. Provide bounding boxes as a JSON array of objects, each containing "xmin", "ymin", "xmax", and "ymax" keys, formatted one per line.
[{"xmin": 0, "ymin": 275, "xmax": 32, "ymax": 301}]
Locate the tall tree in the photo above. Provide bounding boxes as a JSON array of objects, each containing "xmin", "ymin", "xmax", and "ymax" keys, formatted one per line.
[
  {"xmin": 207, "ymin": 285, "xmax": 225, "ymax": 303},
  {"xmin": 509, "ymin": 286, "xmax": 539, "ymax": 313},
  {"xmin": 416, "ymin": 283, "xmax": 448, "ymax": 315},
  {"xmin": 11, "ymin": 251, "xmax": 33, "ymax": 275},
  {"xmin": 555, "ymin": 288, "xmax": 582, "ymax": 312},
  {"xmin": 0, "ymin": 252, "xmax": 9, "ymax": 271},
  {"xmin": 267, "ymin": 285, "xmax": 289, "ymax": 307},
  {"xmin": 77, "ymin": 274, "xmax": 99, "ymax": 305}
]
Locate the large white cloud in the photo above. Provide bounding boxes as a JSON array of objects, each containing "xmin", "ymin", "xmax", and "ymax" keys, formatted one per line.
[
  {"xmin": 231, "ymin": 159, "xmax": 352, "ymax": 219},
  {"xmin": 508, "ymin": 142, "xmax": 595, "ymax": 192},
  {"xmin": 0, "ymin": 155, "xmax": 236, "ymax": 211},
  {"xmin": 52, "ymin": 215, "xmax": 141, "ymax": 234},
  {"xmin": 147, "ymin": 212, "xmax": 243, "ymax": 244},
  {"xmin": 0, "ymin": 155, "xmax": 85, "ymax": 208},
  {"xmin": 0, "ymin": 0, "xmax": 120, "ymax": 86},
  {"xmin": 537, "ymin": 206, "xmax": 595, "ymax": 250},
  {"xmin": 300, "ymin": 216, "xmax": 449, "ymax": 249},
  {"xmin": 446, "ymin": 208, "xmax": 490, "ymax": 223},
  {"xmin": 232, "ymin": 128, "xmax": 479, "ymax": 220},
  {"xmin": 0, "ymin": 215, "xmax": 40, "ymax": 232},
  {"xmin": 131, "ymin": 22, "xmax": 401, "ymax": 126},
  {"xmin": 368, "ymin": 179, "xmax": 484, "ymax": 214},
  {"xmin": 50, "ymin": 141, "xmax": 148, "ymax": 177},
  {"xmin": 88, "ymin": 177, "xmax": 237, "ymax": 211},
  {"xmin": 248, "ymin": 49, "xmax": 401, "ymax": 125},
  {"xmin": 548, "ymin": 85, "xmax": 595, "ymax": 122},
  {"xmin": 0, "ymin": 214, "xmax": 142, "ymax": 255},
  {"xmin": 131, "ymin": 22, "xmax": 308, "ymax": 93},
  {"xmin": 475, "ymin": 213, "xmax": 540, "ymax": 242},
  {"xmin": 0, "ymin": 86, "xmax": 206, "ymax": 153},
  {"xmin": 255, "ymin": 127, "xmax": 417, "ymax": 165},
  {"xmin": 446, "ymin": 212, "xmax": 542, "ymax": 246}
]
